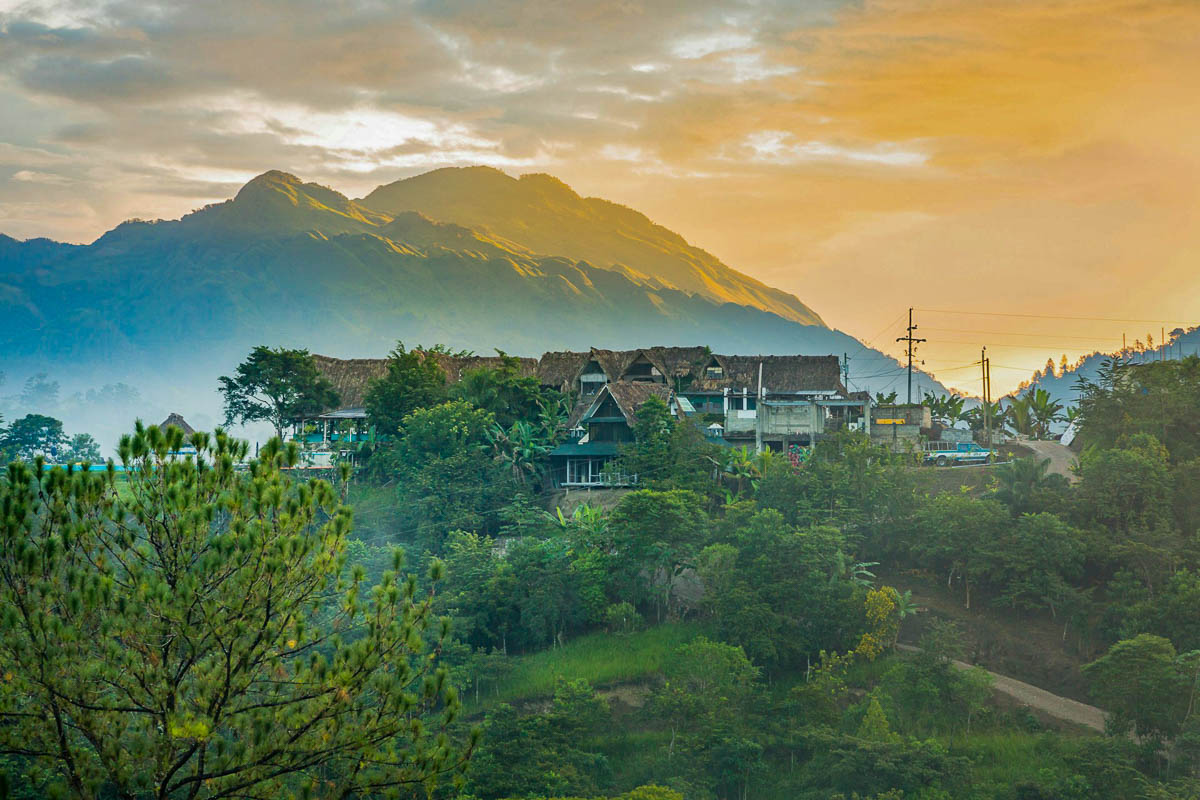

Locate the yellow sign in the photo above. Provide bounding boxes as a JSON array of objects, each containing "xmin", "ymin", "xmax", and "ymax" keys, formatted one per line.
[{"xmin": 875, "ymin": 418, "xmax": 907, "ymax": 425}]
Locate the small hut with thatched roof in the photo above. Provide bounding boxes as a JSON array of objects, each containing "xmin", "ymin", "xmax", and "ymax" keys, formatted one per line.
[{"xmin": 159, "ymin": 413, "xmax": 196, "ymax": 436}]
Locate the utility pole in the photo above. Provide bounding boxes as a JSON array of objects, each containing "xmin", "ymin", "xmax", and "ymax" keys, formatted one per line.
[
  {"xmin": 896, "ymin": 308, "xmax": 926, "ymax": 405},
  {"xmin": 842, "ymin": 352, "xmax": 851, "ymax": 387},
  {"xmin": 981, "ymin": 347, "xmax": 992, "ymax": 456}
]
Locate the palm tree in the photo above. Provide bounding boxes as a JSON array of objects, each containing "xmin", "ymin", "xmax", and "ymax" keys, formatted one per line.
[
  {"xmin": 923, "ymin": 392, "xmax": 949, "ymax": 426},
  {"xmin": 536, "ymin": 394, "xmax": 570, "ymax": 444},
  {"xmin": 943, "ymin": 395, "xmax": 967, "ymax": 428},
  {"xmin": 893, "ymin": 589, "xmax": 922, "ymax": 620},
  {"xmin": 553, "ymin": 503, "xmax": 610, "ymax": 548},
  {"xmin": 1025, "ymin": 388, "xmax": 1064, "ymax": 439},
  {"xmin": 965, "ymin": 400, "xmax": 1004, "ymax": 436},
  {"xmin": 722, "ymin": 446, "xmax": 760, "ymax": 497},
  {"xmin": 1005, "ymin": 395, "xmax": 1034, "ymax": 437},
  {"xmin": 486, "ymin": 420, "xmax": 550, "ymax": 485}
]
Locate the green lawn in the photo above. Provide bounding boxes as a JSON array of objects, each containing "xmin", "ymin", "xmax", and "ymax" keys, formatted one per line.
[{"xmin": 482, "ymin": 622, "xmax": 705, "ymax": 706}]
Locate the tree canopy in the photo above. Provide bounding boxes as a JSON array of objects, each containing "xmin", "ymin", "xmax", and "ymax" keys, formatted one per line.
[
  {"xmin": 364, "ymin": 342, "xmax": 450, "ymax": 436},
  {"xmin": 0, "ymin": 423, "xmax": 474, "ymax": 798},
  {"xmin": 218, "ymin": 346, "xmax": 339, "ymax": 439}
]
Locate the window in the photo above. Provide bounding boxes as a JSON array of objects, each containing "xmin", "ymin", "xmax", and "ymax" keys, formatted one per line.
[
  {"xmin": 705, "ymin": 365, "xmax": 724, "ymax": 378},
  {"xmin": 728, "ymin": 396, "xmax": 757, "ymax": 411},
  {"xmin": 566, "ymin": 458, "xmax": 607, "ymax": 485}
]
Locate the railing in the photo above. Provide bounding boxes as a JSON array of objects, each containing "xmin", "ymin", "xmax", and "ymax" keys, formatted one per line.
[{"xmin": 561, "ymin": 472, "xmax": 639, "ymax": 488}]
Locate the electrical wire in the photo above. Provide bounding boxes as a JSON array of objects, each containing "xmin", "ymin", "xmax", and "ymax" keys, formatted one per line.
[
  {"xmin": 918, "ymin": 327, "xmax": 1123, "ymax": 344},
  {"xmin": 916, "ymin": 308, "xmax": 1191, "ymax": 325}
]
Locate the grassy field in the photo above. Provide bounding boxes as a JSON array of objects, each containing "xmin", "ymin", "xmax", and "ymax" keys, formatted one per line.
[{"xmin": 478, "ymin": 622, "xmax": 705, "ymax": 708}]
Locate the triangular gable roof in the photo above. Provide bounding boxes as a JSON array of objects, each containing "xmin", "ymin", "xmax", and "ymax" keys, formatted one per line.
[
  {"xmin": 616, "ymin": 348, "xmax": 671, "ymax": 381},
  {"xmin": 587, "ymin": 348, "xmax": 630, "ymax": 384},
  {"xmin": 568, "ymin": 381, "xmax": 674, "ymax": 428},
  {"xmin": 159, "ymin": 413, "xmax": 196, "ymax": 436},
  {"xmin": 645, "ymin": 346, "xmax": 712, "ymax": 378}
]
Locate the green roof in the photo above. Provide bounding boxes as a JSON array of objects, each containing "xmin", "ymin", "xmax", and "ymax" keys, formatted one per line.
[{"xmin": 549, "ymin": 441, "xmax": 621, "ymax": 457}]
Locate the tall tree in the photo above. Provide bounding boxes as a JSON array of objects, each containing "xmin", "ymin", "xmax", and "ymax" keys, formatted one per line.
[
  {"xmin": 64, "ymin": 432, "xmax": 102, "ymax": 463},
  {"xmin": 364, "ymin": 342, "xmax": 449, "ymax": 435},
  {"xmin": 617, "ymin": 395, "xmax": 674, "ymax": 486},
  {"xmin": 0, "ymin": 423, "xmax": 475, "ymax": 798},
  {"xmin": 1085, "ymin": 634, "xmax": 1193, "ymax": 743},
  {"xmin": 1, "ymin": 413, "xmax": 68, "ymax": 462},
  {"xmin": 219, "ymin": 346, "xmax": 339, "ymax": 439},
  {"xmin": 453, "ymin": 352, "xmax": 557, "ymax": 429}
]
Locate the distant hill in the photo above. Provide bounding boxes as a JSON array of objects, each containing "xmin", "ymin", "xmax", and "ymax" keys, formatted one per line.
[
  {"xmin": 0, "ymin": 168, "xmax": 946, "ymax": 443},
  {"xmin": 1020, "ymin": 326, "xmax": 1200, "ymax": 406}
]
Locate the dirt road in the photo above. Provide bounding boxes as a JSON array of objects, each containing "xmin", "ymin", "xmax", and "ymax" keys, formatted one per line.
[
  {"xmin": 896, "ymin": 644, "xmax": 1105, "ymax": 731},
  {"xmin": 1022, "ymin": 439, "xmax": 1080, "ymax": 484}
]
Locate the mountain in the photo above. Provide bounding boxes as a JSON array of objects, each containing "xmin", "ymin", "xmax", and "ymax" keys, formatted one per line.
[
  {"xmin": 360, "ymin": 166, "xmax": 823, "ymax": 326},
  {"xmin": 0, "ymin": 168, "xmax": 943, "ymax": 443},
  {"xmin": 1021, "ymin": 325, "xmax": 1200, "ymax": 407}
]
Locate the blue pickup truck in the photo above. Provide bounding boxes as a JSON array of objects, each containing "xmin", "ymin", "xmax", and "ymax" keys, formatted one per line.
[{"xmin": 922, "ymin": 441, "xmax": 995, "ymax": 466}]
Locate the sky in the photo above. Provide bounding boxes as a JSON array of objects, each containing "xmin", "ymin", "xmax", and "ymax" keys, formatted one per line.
[{"xmin": 2, "ymin": 0, "xmax": 1199, "ymax": 395}]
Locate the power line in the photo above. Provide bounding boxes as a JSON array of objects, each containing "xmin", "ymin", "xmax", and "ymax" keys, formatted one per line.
[
  {"xmin": 919, "ymin": 327, "xmax": 1123, "ymax": 343},
  {"xmin": 863, "ymin": 311, "xmax": 909, "ymax": 348},
  {"xmin": 917, "ymin": 308, "xmax": 1190, "ymax": 325},
  {"xmin": 923, "ymin": 340, "xmax": 1115, "ymax": 350}
]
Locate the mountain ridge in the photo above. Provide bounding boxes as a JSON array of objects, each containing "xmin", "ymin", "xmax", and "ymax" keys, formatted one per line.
[
  {"xmin": 358, "ymin": 166, "xmax": 824, "ymax": 326},
  {"xmin": 0, "ymin": 167, "xmax": 951, "ymax": 441}
]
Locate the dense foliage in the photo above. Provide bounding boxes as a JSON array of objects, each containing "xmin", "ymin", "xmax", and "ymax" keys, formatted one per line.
[
  {"xmin": 0, "ymin": 424, "xmax": 474, "ymax": 799},
  {"xmin": 6, "ymin": 352, "xmax": 1200, "ymax": 799}
]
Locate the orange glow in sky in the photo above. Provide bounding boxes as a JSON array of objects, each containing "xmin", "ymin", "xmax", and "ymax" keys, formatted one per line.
[{"xmin": 2, "ymin": 0, "xmax": 1198, "ymax": 393}]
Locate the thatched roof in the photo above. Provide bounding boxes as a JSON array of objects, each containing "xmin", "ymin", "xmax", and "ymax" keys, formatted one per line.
[
  {"xmin": 314, "ymin": 347, "xmax": 844, "ymax": 413},
  {"xmin": 569, "ymin": 381, "xmax": 672, "ymax": 427},
  {"xmin": 687, "ymin": 354, "xmax": 845, "ymax": 395},
  {"xmin": 537, "ymin": 350, "xmax": 591, "ymax": 391},
  {"xmin": 312, "ymin": 351, "xmax": 539, "ymax": 411},
  {"xmin": 427, "ymin": 353, "xmax": 539, "ymax": 383},
  {"xmin": 645, "ymin": 346, "xmax": 712, "ymax": 377},
  {"xmin": 537, "ymin": 347, "xmax": 711, "ymax": 392},
  {"xmin": 312, "ymin": 355, "xmax": 388, "ymax": 408},
  {"xmin": 159, "ymin": 413, "xmax": 196, "ymax": 436},
  {"xmin": 587, "ymin": 348, "xmax": 632, "ymax": 384},
  {"xmin": 607, "ymin": 381, "xmax": 672, "ymax": 424}
]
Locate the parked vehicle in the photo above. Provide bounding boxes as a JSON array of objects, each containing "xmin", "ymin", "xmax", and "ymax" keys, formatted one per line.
[{"xmin": 922, "ymin": 440, "xmax": 994, "ymax": 466}]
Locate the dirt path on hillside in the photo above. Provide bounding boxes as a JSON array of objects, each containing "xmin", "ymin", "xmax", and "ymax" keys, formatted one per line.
[
  {"xmin": 1022, "ymin": 439, "xmax": 1080, "ymax": 483},
  {"xmin": 895, "ymin": 644, "xmax": 1105, "ymax": 731}
]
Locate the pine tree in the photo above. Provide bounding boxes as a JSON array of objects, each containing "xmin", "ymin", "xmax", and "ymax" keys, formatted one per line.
[
  {"xmin": 857, "ymin": 696, "xmax": 901, "ymax": 743},
  {"xmin": 0, "ymin": 423, "xmax": 476, "ymax": 798}
]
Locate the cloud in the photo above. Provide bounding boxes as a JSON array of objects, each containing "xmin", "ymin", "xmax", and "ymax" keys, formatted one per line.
[
  {"xmin": 0, "ymin": 0, "xmax": 1197, "ymax": 391},
  {"xmin": 10, "ymin": 169, "xmax": 72, "ymax": 183}
]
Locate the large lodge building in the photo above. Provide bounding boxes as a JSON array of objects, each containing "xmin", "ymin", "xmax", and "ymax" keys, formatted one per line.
[{"xmin": 306, "ymin": 346, "xmax": 877, "ymax": 487}]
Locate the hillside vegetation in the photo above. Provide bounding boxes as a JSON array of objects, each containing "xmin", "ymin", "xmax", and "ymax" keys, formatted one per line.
[{"xmin": 5, "ymin": 347, "xmax": 1199, "ymax": 799}]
